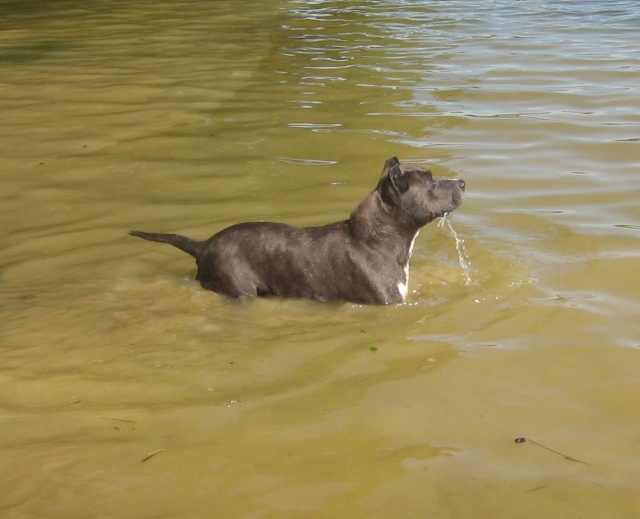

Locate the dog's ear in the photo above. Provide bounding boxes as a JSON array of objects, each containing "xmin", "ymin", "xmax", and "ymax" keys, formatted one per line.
[
  {"xmin": 388, "ymin": 162, "xmax": 409, "ymax": 193},
  {"xmin": 378, "ymin": 157, "xmax": 409, "ymax": 204},
  {"xmin": 380, "ymin": 157, "xmax": 400, "ymax": 179},
  {"xmin": 381, "ymin": 157, "xmax": 408, "ymax": 191}
]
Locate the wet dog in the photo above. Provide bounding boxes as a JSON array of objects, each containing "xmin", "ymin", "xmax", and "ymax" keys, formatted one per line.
[{"xmin": 130, "ymin": 157, "xmax": 465, "ymax": 304}]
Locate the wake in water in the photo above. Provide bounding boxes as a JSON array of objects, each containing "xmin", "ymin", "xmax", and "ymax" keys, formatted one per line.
[{"xmin": 438, "ymin": 215, "xmax": 473, "ymax": 286}]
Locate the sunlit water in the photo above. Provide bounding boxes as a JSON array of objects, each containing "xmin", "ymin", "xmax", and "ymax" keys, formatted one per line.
[{"xmin": 1, "ymin": 0, "xmax": 639, "ymax": 517}]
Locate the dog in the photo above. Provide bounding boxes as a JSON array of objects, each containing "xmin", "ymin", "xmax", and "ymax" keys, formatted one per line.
[{"xmin": 130, "ymin": 157, "xmax": 465, "ymax": 304}]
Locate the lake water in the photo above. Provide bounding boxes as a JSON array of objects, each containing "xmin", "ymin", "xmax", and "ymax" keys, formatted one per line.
[{"xmin": 1, "ymin": 0, "xmax": 639, "ymax": 517}]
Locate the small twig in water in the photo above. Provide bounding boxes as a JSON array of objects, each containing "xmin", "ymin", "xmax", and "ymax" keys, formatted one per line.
[
  {"xmin": 99, "ymin": 417, "xmax": 137, "ymax": 424},
  {"xmin": 515, "ymin": 437, "xmax": 589, "ymax": 465},
  {"xmin": 141, "ymin": 449, "xmax": 165, "ymax": 463},
  {"xmin": 62, "ymin": 400, "xmax": 83, "ymax": 407}
]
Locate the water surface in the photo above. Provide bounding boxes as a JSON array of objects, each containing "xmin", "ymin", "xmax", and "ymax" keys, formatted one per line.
[{"xmin": 1, "ymin": 0, "xmax": 639, "ymax": 517}]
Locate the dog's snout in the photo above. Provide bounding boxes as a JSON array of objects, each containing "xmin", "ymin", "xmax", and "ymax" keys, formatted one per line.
[{"xmin": 458, "ymin": 179, "xmax": 466, "ymax": 192}]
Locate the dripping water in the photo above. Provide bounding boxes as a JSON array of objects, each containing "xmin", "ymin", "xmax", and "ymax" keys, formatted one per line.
[{"xmin": 438, "ymin": 214, "xmax": 472, "ymax": 286}]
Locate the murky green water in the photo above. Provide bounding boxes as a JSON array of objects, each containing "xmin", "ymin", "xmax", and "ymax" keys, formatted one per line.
[{"xmin": 1, "ymin": 1, "xmax": 639, "ymax": 517}]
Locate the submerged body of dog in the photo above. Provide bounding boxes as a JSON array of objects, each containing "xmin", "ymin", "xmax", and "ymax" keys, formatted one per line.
[{"xmin": 130, "ymin": 157, "xmax": 465, "ymax": 304}]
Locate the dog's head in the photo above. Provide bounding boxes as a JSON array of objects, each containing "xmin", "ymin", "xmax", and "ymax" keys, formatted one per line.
[{"xmin": 377, "ymin": 157, "xmax": 465, "ymax": 225}]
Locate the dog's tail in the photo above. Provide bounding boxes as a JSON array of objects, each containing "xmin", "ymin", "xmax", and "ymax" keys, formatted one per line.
[{"xmin": 129, "ymin": 230, "xmax": 202, "ymax": 258}]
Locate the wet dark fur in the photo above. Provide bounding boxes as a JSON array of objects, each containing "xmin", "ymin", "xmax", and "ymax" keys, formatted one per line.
[{"xmin": 130, "ymin": 157, "xmax": 465, "ymax": 304}]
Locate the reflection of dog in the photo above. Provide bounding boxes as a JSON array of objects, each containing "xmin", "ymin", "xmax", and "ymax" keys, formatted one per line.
[{"xmin": 130, "ymin": 157, "xmax": 465, "ymax": 304}]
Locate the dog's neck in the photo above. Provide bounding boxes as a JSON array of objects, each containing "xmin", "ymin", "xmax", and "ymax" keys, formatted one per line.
[{"xmin": 348, "ymin": 191, "xmax": 421, "ymax": 265}]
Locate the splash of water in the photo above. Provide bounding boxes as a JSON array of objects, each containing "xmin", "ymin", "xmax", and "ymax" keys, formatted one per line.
[{"xmin": 438, "ymin": 215, "xmax": 473, "ymax": 286}]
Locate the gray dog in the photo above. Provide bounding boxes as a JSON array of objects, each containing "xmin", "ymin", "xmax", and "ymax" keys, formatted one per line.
[{"xmin": 130, "ymin": 157, "xmax": 465, "ymax": 304}]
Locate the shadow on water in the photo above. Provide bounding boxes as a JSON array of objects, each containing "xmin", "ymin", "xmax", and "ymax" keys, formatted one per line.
[
  {"xmin": 0, "ymin": 0, "xmax": 128, "ymax": 64},
  {"xmin": 0, "ymin": 40, "xmax": 80, "ymax": 64}
]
